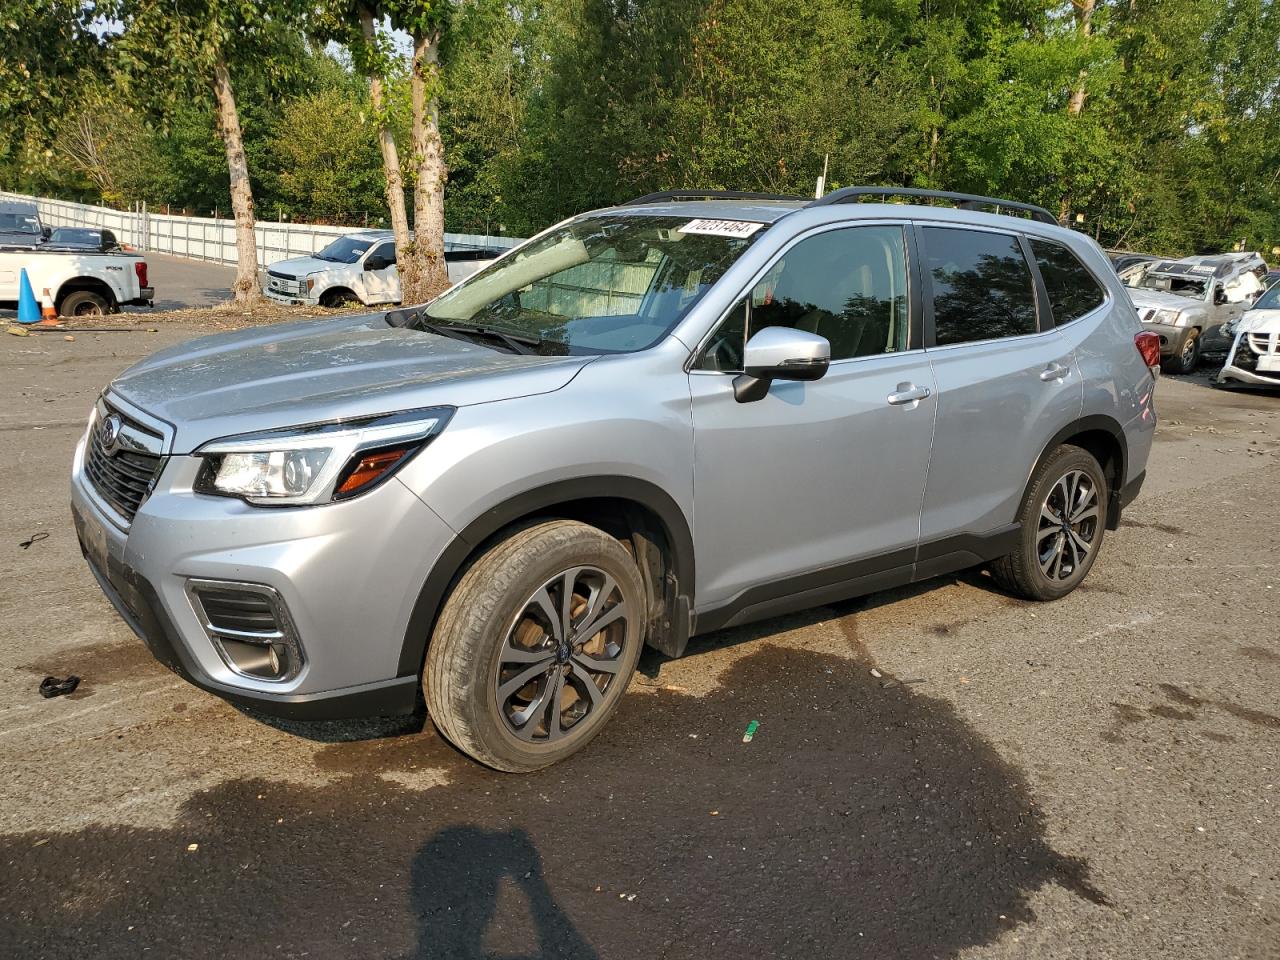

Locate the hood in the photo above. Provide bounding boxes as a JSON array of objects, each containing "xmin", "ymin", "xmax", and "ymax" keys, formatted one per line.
[
  {"xmin": 1238, "ymin": 307, "xmax": 1280, "ymax": 333},
  {"xmin": 1127, "ymin": 287, "xmax": 1206, "ymax": 312},
  {"xmin": 109, "ymin": 313, "xmax": 593, "ymax": 452},
  {"xmin": 268, "ymin": 256, "xmax": 337, "ymax": 278}
]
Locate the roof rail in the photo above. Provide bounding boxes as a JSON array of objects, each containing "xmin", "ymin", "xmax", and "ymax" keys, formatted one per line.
[
  {"xmin": 810, "ymin": 187, "xmax": 1059, "ymax": 225},
  {"xmin": 628, "ymin": 190, "xmax": 808, "ymax": 205}
]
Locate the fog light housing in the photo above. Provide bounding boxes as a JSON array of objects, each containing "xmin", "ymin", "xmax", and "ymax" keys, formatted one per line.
[{"xmin": 185, "ymin": 579, "xmax": 305, "ymax": 683}]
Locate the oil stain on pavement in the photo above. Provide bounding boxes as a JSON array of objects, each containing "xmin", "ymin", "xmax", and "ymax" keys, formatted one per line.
[{"xmin": 0, "ymin": 645, "xmax": 1108, "ymax": 959}]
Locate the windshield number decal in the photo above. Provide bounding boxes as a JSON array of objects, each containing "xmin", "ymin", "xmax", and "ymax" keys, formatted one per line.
[{"xmin": 679, "ymin": 219, "xmax": 764, "ymax": 239}]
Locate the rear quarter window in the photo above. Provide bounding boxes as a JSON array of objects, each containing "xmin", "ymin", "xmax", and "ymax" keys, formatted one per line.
[{"xmin": 1030, "ymin": 239, "xmax": 1106, "ymax": 326}]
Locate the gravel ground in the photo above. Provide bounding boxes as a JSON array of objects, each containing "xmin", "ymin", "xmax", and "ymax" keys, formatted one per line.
[{"xmin": 0, "ymin": 325, "xmax": 1276, "ymax": 960}]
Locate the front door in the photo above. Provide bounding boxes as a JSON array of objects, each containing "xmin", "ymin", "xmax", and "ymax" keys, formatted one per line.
[
  {"xmin": 360, "ymin": 242, "xmax": 401, "ymax": 304},
  {"xmin": 688, "ymin": 223, "xmax": 936, "ymax": 612}
]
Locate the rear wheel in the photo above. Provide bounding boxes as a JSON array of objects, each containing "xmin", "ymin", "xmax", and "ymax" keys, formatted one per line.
[
  {"xmin": 58, "ymin": 290, "xmax": 110, "ymax": 317},
  {"xmin": 990, "ymin": 445, "xmax": 1107, "ymax": 601},
  {"xmin": 1163, "ymin": 328, "xmax": 1200, "ymax": 374},
  {"xmin": 424, "ymin": 520, "xmax": 646, "ymax": 772}
]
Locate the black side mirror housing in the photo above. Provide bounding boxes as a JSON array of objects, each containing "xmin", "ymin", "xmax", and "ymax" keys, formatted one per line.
[{"xmin": 365, "ymin": 257, "xmax": 390, "ymax": 271}]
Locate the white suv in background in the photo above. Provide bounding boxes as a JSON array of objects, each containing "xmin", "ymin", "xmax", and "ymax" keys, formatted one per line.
[{"xmin": 263, "ymin": 230, "xmax": 502, "ymax": 308}]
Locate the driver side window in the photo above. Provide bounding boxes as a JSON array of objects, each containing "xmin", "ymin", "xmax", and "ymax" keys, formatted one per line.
[{"xmin": 695, "ymin": 225, "xmax": 910, "ymax": 371}]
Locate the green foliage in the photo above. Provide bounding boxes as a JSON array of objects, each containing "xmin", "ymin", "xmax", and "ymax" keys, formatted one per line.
[
  {"xmin": 5, "ymin": 0, "xmax": 1279, "ymax": 256},
  {"xmin": 265, "ymin": 86, "xmax": 388, "ymax": 222}
]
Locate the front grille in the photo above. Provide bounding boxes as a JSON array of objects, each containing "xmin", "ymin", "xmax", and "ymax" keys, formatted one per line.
[
  {"xmin": 83, "ymin": 408, "xmax": 163, "ymax": 522},
  {"xmin": 266, "ymin": 270, "xmax": 303, "ymax": 296},
  {"xmin": 1247, "ymin": 332, "xmax": 1277, "ymax": 355}
]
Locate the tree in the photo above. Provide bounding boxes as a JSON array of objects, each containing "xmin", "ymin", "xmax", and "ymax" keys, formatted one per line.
[
  {"xmin": 110, "ymin": 0, "xmax": 309, "ymax": 302},
  {"xmin": 386, "ymin": 0, "xmax": 454, "ymax": 302},
  {"xmin": 266, "ymin": 86, "xmax": 387, "ymax": 222}
]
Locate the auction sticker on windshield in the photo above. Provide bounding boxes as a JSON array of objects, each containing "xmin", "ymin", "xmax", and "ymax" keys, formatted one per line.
[{"xmin": 679, "ymin": 219, "xmax": 764, "ymax": 239}]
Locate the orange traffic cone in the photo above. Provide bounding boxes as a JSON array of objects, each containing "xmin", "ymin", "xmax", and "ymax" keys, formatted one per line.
[{"xmin": 37, "ymin": 288, "xmax": 60, "ymax": 327}]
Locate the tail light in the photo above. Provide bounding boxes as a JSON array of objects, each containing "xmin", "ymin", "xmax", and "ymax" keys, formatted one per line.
[
  {"xmin": 1134, "ymin": 331, "xmax": 1161, "ymax": 371},
  {"xmin": 134, "ymin": 260, "xmax": 148, "ymax": 289}
]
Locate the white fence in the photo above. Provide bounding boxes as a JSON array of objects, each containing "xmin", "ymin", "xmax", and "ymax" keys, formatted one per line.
[{"xmin": 1, "ymin": 191, "xmax": 521, "ymax": 268}]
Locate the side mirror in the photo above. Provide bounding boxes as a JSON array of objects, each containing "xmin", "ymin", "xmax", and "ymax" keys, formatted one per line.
[
  {"xmin": 365, "ymin": 256, "xmax": 391, "ymax": 271},
  {"xmin": 733, "ymin": 326, "xmax": 830, "ymax": 403},
  {"xmin": 1214, "ymin": 287, "xmax": 1228, "ymax": 305},
  {"xmin": 40, "ymin": 225, "xmax": 51, "ymax": 240}
]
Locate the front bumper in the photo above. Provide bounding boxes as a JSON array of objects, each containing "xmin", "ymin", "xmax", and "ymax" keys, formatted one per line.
[
  {"xmin": 1218, "ymin": 333, "xmax": 1280, "ymax": 387},
  {"xmin": 1141, "ymin": 321, "xmax": 1195, "ymax": 359},
  {"xmin": 70, "ymin": 423, "xmax": 456, "ymax": 719},
  {"xmin": 263, "ymin": 287, "xmax": 320, "ymax": 307}
]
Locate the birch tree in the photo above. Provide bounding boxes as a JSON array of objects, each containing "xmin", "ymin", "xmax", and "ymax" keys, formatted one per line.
[
  {"xmin": 111, "ymin": 0, "xmax": 307, "ymax": 303},
  {"xmin": 386, "ymin": 0, "xmax": 453, "ymax": 302}
]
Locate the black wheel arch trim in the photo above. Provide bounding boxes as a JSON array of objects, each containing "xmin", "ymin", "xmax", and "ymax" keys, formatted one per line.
[
  {"xmin": 398, "ymin": 476, "xmax": 695, "ymax": 677},
  {"xmin": 1031, "ymin": 414, "xmax": 1130, "ymax": 530}
]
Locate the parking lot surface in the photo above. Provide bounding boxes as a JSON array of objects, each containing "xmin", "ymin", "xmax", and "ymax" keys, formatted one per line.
[{"xmin": 0, "ymin": 324, "xmax": 1277, "ymax": 959}]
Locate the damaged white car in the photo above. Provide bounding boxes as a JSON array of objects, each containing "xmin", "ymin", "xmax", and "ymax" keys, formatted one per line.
[
  {"xmin": 1122, "ymin": 252, "xmax": 1267, "ymax": 374},
  {"xmin": 1218, "ymin": 281, "xmax": 1280, "ymax": 388}
]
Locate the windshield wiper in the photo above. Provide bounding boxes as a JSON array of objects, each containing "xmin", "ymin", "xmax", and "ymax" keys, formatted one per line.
[{"xmin": 417, "ymin": 321, "xmax": 543, "ymax": 356}]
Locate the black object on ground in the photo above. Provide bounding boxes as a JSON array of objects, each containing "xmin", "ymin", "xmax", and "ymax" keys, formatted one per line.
[
  {"xmin": 39, "ymin": 676, "xmax": 81, "ymax": 698},
  {"xmin": 19, "ymin": 532, "xmax": 49, "ymax": 549}
]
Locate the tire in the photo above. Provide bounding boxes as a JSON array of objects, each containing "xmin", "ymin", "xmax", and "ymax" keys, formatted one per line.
[
  {"xmin": 424, "ymin": 519, "xmax": 647, "ymax": 772},
  {"xmin": 58, "ymin": 290, "xmax": 110, "ymax": 317},
  {"xmin": 1162, "ymin": 328, "xmax": 1200, "ymax": 374},
  {"xmin": 990, "ymin": 445, "xmax": 1107, "ymax": 601}
]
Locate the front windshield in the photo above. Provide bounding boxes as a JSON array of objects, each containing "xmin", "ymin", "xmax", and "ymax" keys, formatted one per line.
[
  {"xmin": 0, "ymin": 212, "xmax": 41, "ymax": 234},
  {"xmin": 423, "ymin": 215, "xmax": 764, "ymax": 354},
  {"xmin": 315, "ymin": 236, "xmax": 377, "ymax": 264},
  {"xmin": 1255, "ymin": 283, "xmax": 1280, "ymax": 310},
  {"xmin": 1132, "ymin": 271, "xmax": 1207, "ymax": 299}
]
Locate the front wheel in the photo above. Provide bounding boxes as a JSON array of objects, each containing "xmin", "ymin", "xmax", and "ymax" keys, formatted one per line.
[
  {"xmin": 1163, "ymin": 328, "xmax": 1200, "ymax": 374},
  {"xmin": 424, "ymin": 520, "xmax": 646, "ymax": 772},
  {"xmin": 990, "ymin": 445, "xmax": 1107, "ymax": 601}
]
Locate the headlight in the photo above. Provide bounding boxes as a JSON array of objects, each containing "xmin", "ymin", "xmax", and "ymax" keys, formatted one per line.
[
  {"xmin": 194, "ymin": 407, "xmax": 452, "ymax": 505},
  {"xmin": 1152, "ymin": 309, "xmax": 1182, "ymax": 326}
]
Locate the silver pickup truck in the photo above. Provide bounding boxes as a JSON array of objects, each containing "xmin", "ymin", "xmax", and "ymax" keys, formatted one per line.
[{"xmin": 1122, "ymin": 252, "xmax": 1267, "ymax": 373}]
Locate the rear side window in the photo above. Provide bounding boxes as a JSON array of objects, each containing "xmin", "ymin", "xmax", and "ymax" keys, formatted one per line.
[
  {"xmin": 923, "ymin": 227, "xmax": 1038, "ymax": 345},
  {"xmin": 1030, "ymin": 239, "xmax": 1105, "ymax": 326}
]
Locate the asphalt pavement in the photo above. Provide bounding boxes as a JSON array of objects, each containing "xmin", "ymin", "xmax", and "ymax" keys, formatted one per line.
[{"xmin": 0, "ymin": 328, "xmax": 1276, "ymax": 960}]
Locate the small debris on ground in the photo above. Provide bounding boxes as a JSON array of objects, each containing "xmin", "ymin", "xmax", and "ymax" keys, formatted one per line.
[
  {"xmin": 187, "ymin": 843, "xmax": 199, "ymax": 852},
  {"xmin": 19, "ymin": 532, "xmax": 49, "ymax": 549},
  {"xmin": 870, "ymin": 668, "xmax": 883, "ymax": 678},
  {"xmin": 742, "ymin": 720, "xmax": 760, "ymax": 743},
  {"xmin": 6, "ymin": 326, "xmax": 30, "ymax": 337},
  {"xmin": 39, "ymin": 676, "xmax": 81, "ymax": 699},
  {"xmin": 63, "ymin": 335, "xmax": 75, "ymax": 341}
]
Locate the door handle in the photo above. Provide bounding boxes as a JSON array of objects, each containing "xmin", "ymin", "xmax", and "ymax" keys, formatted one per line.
[
  {"xmin": 886, "ymin": 383, "xmax": 931, "ymax": 406},
  {"xmin": 1039, "ymin": 362, "xmax": 1069, "ymax": 382}
]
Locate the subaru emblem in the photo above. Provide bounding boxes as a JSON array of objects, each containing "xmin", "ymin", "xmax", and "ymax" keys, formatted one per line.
[{"xmin": 102, "ymin": 414, "xmax": 123, "ymax": 455}]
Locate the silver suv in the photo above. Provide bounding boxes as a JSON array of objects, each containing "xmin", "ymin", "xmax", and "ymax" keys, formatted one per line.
[{"xmin": 71, "ymin": 188, "xmax": 1158, "ymax": 771}]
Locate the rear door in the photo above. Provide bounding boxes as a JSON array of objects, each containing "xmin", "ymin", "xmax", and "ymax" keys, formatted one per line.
[{"xmin": 916, "ymin": 224, "xmax": 1082, "ymax": 553}]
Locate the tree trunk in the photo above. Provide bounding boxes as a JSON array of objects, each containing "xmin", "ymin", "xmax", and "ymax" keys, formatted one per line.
[
  {"xmin": 403, "ymin": 29, "xmax": 450, "ymax": 305},
  {"xmin": 1067, "ymin": 0, "xmax": 1095, "ymax": 117},
  {"xmin": 210, "ymin": 58, "xmax": 261, "ymax": 304},
  {"xmin": 360, "ymin": 3, "xmax": 412, "ymax": 267}
]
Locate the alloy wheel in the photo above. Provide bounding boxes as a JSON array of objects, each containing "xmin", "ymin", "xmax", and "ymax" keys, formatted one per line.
[
  {"xmin": 1036, "ymin": 469, "xmax": 1100, "ymax": 581},
  {"xmin": 495, "ymin": 565, "xmax": 630, "ymax": 742}
]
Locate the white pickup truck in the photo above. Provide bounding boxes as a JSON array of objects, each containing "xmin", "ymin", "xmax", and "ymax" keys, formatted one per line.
[
  {"xmin": 263, "ymin": 230, "xmax": 501, "ymax": 308},
  {"xmin": 0, "ymin": 200, "xmax": 153, "ymax": 316}
]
